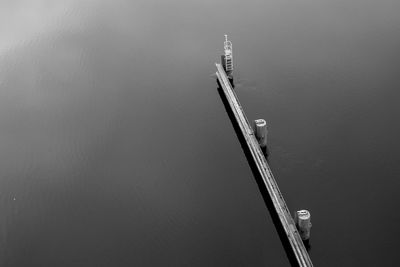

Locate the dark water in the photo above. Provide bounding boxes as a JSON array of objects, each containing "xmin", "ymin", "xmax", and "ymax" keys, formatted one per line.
[{"xmin": 0, "ymin": 1, "xmax": 399, "ymax": 266}]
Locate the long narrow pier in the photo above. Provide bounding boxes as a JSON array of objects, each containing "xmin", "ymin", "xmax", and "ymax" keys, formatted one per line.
[{"xmin": 216, "ymin": 63, "xmax": 313, "ymax": 267}]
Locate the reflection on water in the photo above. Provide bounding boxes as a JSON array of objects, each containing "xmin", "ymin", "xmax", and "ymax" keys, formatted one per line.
[{"xmin": 0, "ymin": 0, "xmax": 400, "ymax": 266}]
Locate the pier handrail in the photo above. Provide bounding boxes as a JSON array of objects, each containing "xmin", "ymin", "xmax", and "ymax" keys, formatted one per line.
[{"xmin": 224, "ymin": 34, "xmax": 232, "ymax": 55}]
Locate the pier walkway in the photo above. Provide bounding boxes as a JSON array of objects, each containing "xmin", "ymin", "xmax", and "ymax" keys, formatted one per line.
[{"xmin": 215, "ymin": 63, "xmax": 313, "ymax": 267}]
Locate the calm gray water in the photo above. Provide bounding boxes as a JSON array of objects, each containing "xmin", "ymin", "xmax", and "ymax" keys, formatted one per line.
[{"xmin": 0, "ymin": 0, "xmax": 399, "ymax": 266}]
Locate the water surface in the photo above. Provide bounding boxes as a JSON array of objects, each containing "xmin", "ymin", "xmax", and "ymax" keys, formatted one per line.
[{"xmin": 0, "ymin": 0, "xmax": 399, "ymax": 266}]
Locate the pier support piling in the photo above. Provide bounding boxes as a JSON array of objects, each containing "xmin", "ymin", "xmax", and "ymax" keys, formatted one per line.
[
  {"xmin": 254, "ymin": 119, "xmax": 268, "ymax": 151},
  {"xmin": 295, "ymin": 210, "xmax": 312, "ymax": 241}
]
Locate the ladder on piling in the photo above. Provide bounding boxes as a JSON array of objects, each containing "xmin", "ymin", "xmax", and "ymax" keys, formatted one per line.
[{"xmin": 224, "ymin": 35, "xmax": 233, "ymax": 75}]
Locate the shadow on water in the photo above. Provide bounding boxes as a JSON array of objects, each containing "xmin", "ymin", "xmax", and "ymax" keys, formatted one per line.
[{"xmin": 216, "ymin": 79, "xmax": 300, "ymax": 267}]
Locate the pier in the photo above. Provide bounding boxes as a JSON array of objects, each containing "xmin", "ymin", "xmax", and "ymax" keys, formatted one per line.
[{"xmin": 215, "ymin": 63, "xmax": 313, "ymax": 267}]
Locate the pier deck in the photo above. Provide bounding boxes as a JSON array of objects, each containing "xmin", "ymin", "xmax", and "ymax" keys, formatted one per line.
[{"xmin": 215, "ymin": 63, "xmax": 313, "ymax": 267}]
